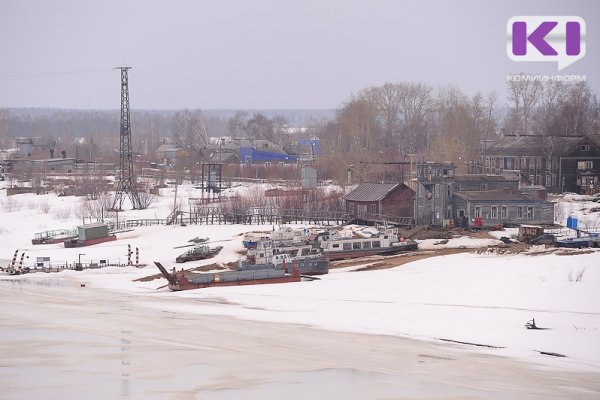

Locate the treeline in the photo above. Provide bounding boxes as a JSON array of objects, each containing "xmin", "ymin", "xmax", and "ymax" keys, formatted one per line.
[
  {"xmin": 314, "ymin": 79, "xmax": 599, "ymax": 182},
  {"xmin": 1, "ymin": 79, "xmax": 597, "ymax": 185}
]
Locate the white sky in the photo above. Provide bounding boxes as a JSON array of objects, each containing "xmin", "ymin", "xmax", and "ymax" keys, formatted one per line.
[{"xmin": 0, "ymin": 0, "xmax": 598, "ymax": 109}]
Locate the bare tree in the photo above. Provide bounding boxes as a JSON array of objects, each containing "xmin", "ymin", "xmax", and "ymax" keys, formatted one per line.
[
  {"xmin": 137, "ymin": 189, "xmax": 156, "ymax": 209},
  {"xmin": 397, "ymin": 82, "xmax": 432, "ymax": 154},
  {"xmin": 171, "ymin": 109, "xmax": 208, "ymax": 148},
  {"xmin": 228, "ymin": 111, "xmax": 248, "ymax": 138},
  {"xmin": 507, "ymin": 77, "xmax": 543, "ymax": 134}
]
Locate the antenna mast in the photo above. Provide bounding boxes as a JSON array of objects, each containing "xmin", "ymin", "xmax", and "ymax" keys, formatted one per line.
[{"xmin": 112, "ymin": 66, "xmax": 142, "ymax": 210}]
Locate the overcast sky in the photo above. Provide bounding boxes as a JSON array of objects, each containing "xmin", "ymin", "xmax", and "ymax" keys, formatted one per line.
[{"xmin": 0, "ymin": 0, "xmax": 597, "ymax": 110}]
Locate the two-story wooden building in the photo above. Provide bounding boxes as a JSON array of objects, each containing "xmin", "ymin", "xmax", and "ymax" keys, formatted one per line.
[
  {"xmin": 483, "ymin": 134, "xmax": 600, "ymax": 194},
  {"xmin": 414, "ymin": 162, "xmax": 553, "ymax": 227}
]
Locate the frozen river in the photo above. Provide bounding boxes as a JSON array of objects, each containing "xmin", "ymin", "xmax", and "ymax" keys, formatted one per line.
[{"xmin": 1, "ymin": 277, "xmax": 599, "ymax": 400}]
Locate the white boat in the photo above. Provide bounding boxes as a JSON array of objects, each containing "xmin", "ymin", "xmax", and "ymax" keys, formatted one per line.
[{"xmin": 320, "ymin": 228, "xmax": 418, "ymax": 261}]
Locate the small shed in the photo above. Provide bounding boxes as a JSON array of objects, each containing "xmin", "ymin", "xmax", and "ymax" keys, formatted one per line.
[
  {"xmin": 78, "ymin": 223, "xmax": 110, "ymax": 241},
  {"xmin": 344, "ymin": 182, "xmax": 414, "ymax": 220}
]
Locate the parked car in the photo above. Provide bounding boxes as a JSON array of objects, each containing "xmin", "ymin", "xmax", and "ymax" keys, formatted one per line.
[{"xmin": 530, "ymin": 234, "xmax": 556, "ymax": 245}]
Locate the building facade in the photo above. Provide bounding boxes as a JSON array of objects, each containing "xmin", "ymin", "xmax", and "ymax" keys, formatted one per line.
[
  {"xmin": 414, "ymin": 162, "xmax": 553, "ymax": 227},
  {"xmin": 453, "ymin": 189, "xmax": 554, "ymax": 228},
  {"xmin": 344, "ymin": 182, "xmax": 415, "ymax": 224},
  {"xmin": 483, "ymin": 134, "xmax": 600, "ymax": 194}
]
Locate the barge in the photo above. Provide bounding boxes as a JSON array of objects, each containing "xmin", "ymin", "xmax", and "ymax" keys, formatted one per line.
[{"xmin": 154, "ymin": 262, "xmax": 301, "ymax": 291}]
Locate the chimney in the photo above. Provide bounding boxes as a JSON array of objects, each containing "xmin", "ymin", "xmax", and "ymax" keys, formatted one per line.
[
  {"xmin": 49, "ymin": 149, "xmax": 54, "ymax": 158},
  {"xmin": 61, "ymin": 150, "xmax": 66, "ymax": 159}
]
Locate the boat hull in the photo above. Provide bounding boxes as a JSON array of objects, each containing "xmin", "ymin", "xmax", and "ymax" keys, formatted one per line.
[
  {"xmin": 286, "ymin": 258, "xmax": 329, "ymax": 275},
  {"xmin": 154, "ymin": 262, "xmax": 301, "ymax": 291},
  {"xmin": 175, "ymin": 246, "xmax": 223, "ymax": 263},
  {"xmin": 240, "ymin": 257, "xmax": 329, "ymax": 275},
  {"xmin": 323, "ymin": 242, "xmax": 418, "ymax": 261}
]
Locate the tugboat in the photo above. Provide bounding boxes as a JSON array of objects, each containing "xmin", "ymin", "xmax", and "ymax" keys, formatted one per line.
[
  {"xmin": 175, "ymin": 237, "xmax": 223, "ymax": 263},
  {"xmin": 154, "ymin": 261, "xmax": 301, "ymax": 291}
]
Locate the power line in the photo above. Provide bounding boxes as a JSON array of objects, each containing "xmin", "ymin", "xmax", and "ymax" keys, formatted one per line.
[{"xmin": 0, "ymin": 68, "xmax": 113, "ymax": 82}]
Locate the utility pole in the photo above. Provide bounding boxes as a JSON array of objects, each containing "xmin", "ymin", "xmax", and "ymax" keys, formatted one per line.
[{"xmin": 112, "ymin": 66, "xmax": 142, "ymax": 210}]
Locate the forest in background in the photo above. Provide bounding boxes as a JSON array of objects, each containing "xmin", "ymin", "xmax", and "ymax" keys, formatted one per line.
[{"xmin": 1, "ymin": 78, "xmax": 598, "ymax": 183}]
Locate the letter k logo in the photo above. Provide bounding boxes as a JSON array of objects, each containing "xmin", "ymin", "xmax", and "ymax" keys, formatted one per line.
[
  {"xmin": 507, "ymin": 16, "xmax": 586, "ymax": 70},
  {"xmin": 512, "ymin": 21, "xmax": 558, "ymax": 56}
]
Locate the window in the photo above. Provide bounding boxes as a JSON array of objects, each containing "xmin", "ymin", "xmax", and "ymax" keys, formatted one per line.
[
  {"xmin": 517, "ymin": 206, "xmax": 523, "ymax": 219},
  {"xmin": 446, "ymin": 206, "xmax": 452, "ymax": 219},
  {"xmin": 455, "ymin": 185, "xmax": 460, "ymax": 191},
  {"xmin": 491, "ymin": 206, "xmax": 498, "ymax": 219},
  {"xmin": 581, "ymin": 144, "xmax": 590, "ymax": 151},
  {"xmin": 521, "ymin": 157, "xmax": 527, "ymax": 169},
  {"xmin": 362, "ymin": 241, "xmax": 371, "ymax": 249},
  {"xmin": 500, "ymin": 206, "xmax": 507, "ymax": 219},
  {"xmin": 353, "ymin": 242, "xmax": 361, "ymax": 250},
  {"xmin": 474, "ymin": 206, "xmax": 482, "ymax": 218},
  {"xmin": 370, "ymin": 204, "xmax": 377, "ymax": 213},
  {"xmin": 527, "ymin": 206, "xmax": 534, "ymax": 219},
  {"xmin": 480, "ymin": 184, "xmax": 487, "ymax": 190},
  {"xmin": 332, "ymin": 243, "xmax": 340, "ymax": 249},
  {"xmin": 349, "ymin": 203, "xmax": 355, "ymax": 214},
  {"xmin": 343, "ymin": 243, "xmax": 352, "ymax": 250},
  {"xmin": 577, "ymin": 161, "xmax": 593, "ymax": 170},
  {"xmin": 447, "ymin": 185, "xmax": 452, "ymax": 197},
  {"xmin": 372, "ymin": 241, "xmax": 381, "ymax": 248},
  {"xmin": 435, "ymin": 184, "xmax": 440, "ymax": 198}
]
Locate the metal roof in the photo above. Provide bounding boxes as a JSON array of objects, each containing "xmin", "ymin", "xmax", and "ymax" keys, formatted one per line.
[
  {"xmin": 454, "ymin": 188, "xmax": 540, "ymax": 202},
  {"xmin": 485, "ymin": 135, "xmax": 600, "ymax": 157},
  {"xmin": 77, "ymin": 222, "xmax": 108, "ymax": 230},
  {"xmin": 343, "ymin": 183, "xmax": 406, "ymax": 202}
]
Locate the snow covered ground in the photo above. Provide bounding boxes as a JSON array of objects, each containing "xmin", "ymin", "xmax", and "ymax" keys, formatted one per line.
[{"xmin": 1, "ymin": 182, "xmax": 600, "ymax": 374}]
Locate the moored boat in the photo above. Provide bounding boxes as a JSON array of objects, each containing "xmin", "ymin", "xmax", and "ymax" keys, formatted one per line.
[
  {"xmin": 243, "ymin": 240, "xmax": 329, "ymax": 275},
  {"xmin": 176, "ymin": 244, "xmax": 223, "ymax": 263},
  {"xmin": 239, "ymin": 253, "xmax": 329, "ymax": 275},
  {"xmin": 154, "ymin": 262, "xmax": 301, "ymax": 291},
  {"xmin": 320, "ymin": 229, "xmax": 418, "ymax": 261}
]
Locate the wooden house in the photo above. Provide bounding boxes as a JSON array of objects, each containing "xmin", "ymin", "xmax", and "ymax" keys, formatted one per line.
[
  {"xmin": 483, "ymin": 134, "xmax": 600, "ymax": 194},
  {"xmin": 453, "ymin": 189, "xmax": 554, "ymax": 229},
  {"xmin": 343, "ymin": 182, "xmax": 414, "ymax": 224}
]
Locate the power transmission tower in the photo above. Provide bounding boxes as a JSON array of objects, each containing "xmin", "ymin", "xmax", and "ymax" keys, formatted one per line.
[{"xmin": 112, "ymin": 66, "xmax": 142, "ymax": 210}]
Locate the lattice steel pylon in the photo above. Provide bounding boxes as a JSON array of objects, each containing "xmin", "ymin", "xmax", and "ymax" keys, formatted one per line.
[{"xmin": 112, "ymin": 66, "xmax": 142, "ymax": 210}]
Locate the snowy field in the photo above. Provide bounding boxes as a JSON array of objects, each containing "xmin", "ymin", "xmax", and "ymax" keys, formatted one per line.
[{"xmin": 1, "ymin": 182, "xmax": 600, "ymax": 378}]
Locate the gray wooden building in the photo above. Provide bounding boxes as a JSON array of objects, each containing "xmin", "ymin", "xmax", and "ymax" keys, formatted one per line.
[
  {"xmin": 413, "ymin": 163, "xmax": 521, "ymax": 226},
  {"xmin": 453, "ymin": 189, "xmax": 554, "ymax": 228},
  {"xmin": 483, "ymin": 134, "xmax": 600, "ymax": 194}
]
